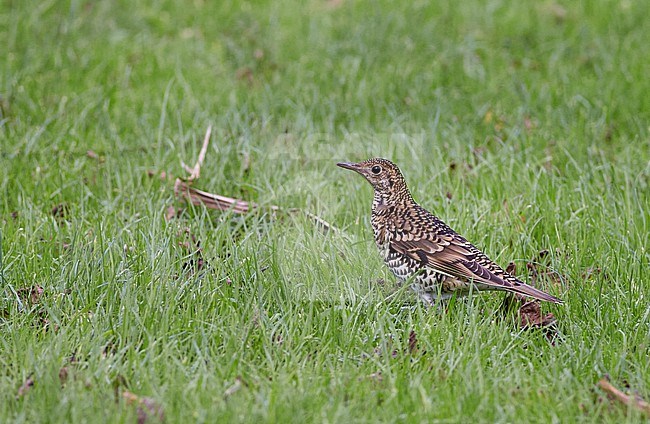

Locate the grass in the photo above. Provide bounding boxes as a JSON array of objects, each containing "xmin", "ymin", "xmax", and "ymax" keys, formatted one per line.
[{"xmin": 1, "ymin": 0, "xmax": 649, "ymax": 422}]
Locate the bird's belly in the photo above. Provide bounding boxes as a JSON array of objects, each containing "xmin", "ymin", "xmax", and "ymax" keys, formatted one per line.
[
  {"xmin": 384, "ymin": 256, "xmax": 469, "ymax": 297},
  {"xmin": 383, "ymin": 250, "xmax": 413, "ymax": 279},
  {"xmin": 377, "ymin": 242, "xmax": 484, "ymax": 300}
]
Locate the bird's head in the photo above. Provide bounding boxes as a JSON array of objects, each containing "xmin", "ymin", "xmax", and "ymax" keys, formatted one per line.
[{"xmin": 337, "ymin": 158, "xmax": 412, "ymax": 203}]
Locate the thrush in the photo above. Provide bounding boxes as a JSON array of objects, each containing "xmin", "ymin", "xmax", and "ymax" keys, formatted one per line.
[{"xmin": 337, "ymin": 158, "xmax": 563, "ymax": 305}]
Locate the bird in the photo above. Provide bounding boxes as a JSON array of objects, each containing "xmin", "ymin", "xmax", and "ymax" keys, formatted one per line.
[{"xmin": 337, "ymin": 158, "xmax": 563, "ymax": 305}]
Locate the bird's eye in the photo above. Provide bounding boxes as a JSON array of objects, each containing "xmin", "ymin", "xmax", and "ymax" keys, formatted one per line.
[{"xmin": 371, "ymin": 165, "xmax": 382, "ymax": 175}]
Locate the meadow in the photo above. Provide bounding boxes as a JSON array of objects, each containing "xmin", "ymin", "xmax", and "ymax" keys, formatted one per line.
[{"xmin": 1, "ymin": 0, "xmax": 649, "ymax": 422}]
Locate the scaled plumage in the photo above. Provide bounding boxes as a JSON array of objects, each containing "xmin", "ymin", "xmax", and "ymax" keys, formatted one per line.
[{"xmin": 337, "ymin": 158, "xmax": 563, "ymax": 305}]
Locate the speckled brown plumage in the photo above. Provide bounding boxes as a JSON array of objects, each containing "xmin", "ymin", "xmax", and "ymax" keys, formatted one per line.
[{"xmin": 337, "ymin": 158, "xmax": 563, "ymax": 305}]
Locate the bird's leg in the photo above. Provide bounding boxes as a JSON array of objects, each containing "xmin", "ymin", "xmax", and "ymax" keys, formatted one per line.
[{"xmin": 418, "ymin": 292, "xmax": 451, "ymax": 313}]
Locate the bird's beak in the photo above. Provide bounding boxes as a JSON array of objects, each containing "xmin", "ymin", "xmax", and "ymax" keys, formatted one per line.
[{"xmin": 337, "ymin": 162, "xmax": 363, "ymax": 172}]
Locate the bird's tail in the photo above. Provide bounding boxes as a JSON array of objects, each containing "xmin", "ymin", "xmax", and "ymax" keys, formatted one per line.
[{"xmin": 508, "ymin": 283, "xmax": 563, "ymax": 304}]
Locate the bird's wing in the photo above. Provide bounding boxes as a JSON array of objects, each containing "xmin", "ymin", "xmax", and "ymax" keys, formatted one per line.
[
  {"xmin": 390, "ymin": 231, "xmax": 563, "ymax": 303},
  {"xmin": 390, "ymin": 232, "xmax": 513, "ymax": 289}
]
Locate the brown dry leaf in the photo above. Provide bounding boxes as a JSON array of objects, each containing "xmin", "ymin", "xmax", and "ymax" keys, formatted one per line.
[
  {"xmin": 138, "ymin": 397, "xmax": 165, "ymax": 424},
  {"xmin": 122, "ymin": 391, "xmax": 165, "ymax": 424},
  {"xmin": 407, "ymin": 330, "xmax": 418, "ymax": 355},
  {"xmin": 519, "ymin": 298, "xmax": 556, "ymax": 329},
  {"xmin": 16, "ymin": 374, "xmax": 34, "ymax": 399},
  {"xmin": 498, "ymin": 292, "xmax": 559, "ymax": 344},
  {"xmin": 17, "ymin": 285, "xmax": 43, "ymax": 305},
  {"xmin": 499, "ymin": 257, "xmax": 560, "ymax": 343},
  {"xmin": 59, "ymin": 367, "xmax": 69, "ymax": 385},
  {"xmin": 165, "ymin": 205, "xmax": 180, "ymax": 221},
  {"xmin": 537, "ymin": 249, "xmax": 550, "ymax": 260},
  {"xmin": 272, "ymin": 332, "xmax": 284, "ymax": 345},
  {"xmin": 177, "ymin": 228, "xmax": 206, "ymax": 276},
  {"xmin": 39, "ymin": 316, "xmax": 59, "ymax": 333},
  {"xmin": 51, "ymin": 203, "xmax": 70, "ymax": 220},
  {"xmin": 236, "ymin": 67, "xmax": 254, "ymax": 85}
]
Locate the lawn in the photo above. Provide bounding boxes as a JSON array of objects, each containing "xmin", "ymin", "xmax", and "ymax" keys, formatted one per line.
[{"xmin": 1, "ymin": 0, "xmax": 649, "ymax": 422}]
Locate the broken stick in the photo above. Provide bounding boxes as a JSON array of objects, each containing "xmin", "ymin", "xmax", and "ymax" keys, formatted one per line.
[{"xmin": 598, "ymin": 377, "xmax": 650, "ymax": 416}]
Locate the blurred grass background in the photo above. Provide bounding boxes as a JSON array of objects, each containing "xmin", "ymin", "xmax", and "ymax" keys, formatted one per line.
[{"xmin": 1, "ymin": 0, "xmax": 649, "ymax": 422}]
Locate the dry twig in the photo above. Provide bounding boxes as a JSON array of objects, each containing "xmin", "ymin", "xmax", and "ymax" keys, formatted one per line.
[
  {"xmin": 174, "ymin": 180, "xmax": 267, "ymax": 214},
  {"xmin": 173, "ymin": 126, "xmax": 342, "ymax": 235},
  {"xmin": 180, "ymin": 125, "xmax": 212, "ymax": 181},
  {"xmin": 598, "ymin": 377, "xmax": 650, "ymax": 416}
]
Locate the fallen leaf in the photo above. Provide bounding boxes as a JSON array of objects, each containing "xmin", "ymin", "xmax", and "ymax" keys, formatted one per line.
[
  {"xmin": 499, "ymin": 255, "xmax": 561, "ymax": 344},
  {"xmin": 519, "ymin": 298, "xmax": 556, "ymax": 329},
  {"xmin": 59, "ymin": 367, "xmax": 69, "ymax": 385},
  {"xmin": 537, "ymin": 249, "xmax": 550, "ymax": 261},
  {"xmin": 51, "ymin": 203, "xmax": 70, "ymax": 220},
  {"xmin": 407, "ymin": 330, "xmax": 418, "ymax": 354},
  {"xmin": 17, "ymin": 285, "xmax": 44, "ymax": 305},
  {"xmin": 122, "ymin": 391, "xmax": 164, "ymax": 423},
  {"xmin": 165, "ymin": 205, "xmax": 180, "ymax": 221},
  {"xmin": 236, "ymin": 67, "xmax": 254, "ymax": 85},
  {"xmin": 16, "ymin": 374, "xmax": 34, "ymax": 399},
  {"xmin": 138, "ymin": 397, "xmax": 165, "ymax": 424}
]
